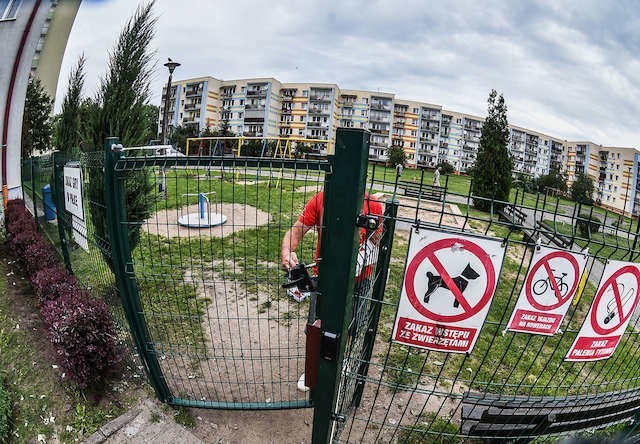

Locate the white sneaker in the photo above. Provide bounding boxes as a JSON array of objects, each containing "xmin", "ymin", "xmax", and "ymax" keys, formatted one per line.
[
  {"xmin": 297, "ymin": 373, "xmax": 309, "ymax": 392},
  {"xmin": 287, "ymin": 287, "xmax": 310, "ymax": 303}
]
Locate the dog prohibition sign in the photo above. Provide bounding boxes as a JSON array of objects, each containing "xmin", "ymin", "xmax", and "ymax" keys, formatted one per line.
[{"xmin": 392, "ymin": 229, "xmax": 506, "ymax": 354}]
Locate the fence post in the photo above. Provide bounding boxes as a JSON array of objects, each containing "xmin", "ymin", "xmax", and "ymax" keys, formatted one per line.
[
  {"xmin": 312, "ymin": 128, "xmax": 370, "ymax": 444},
  {"xmin": 31, "ymin": 156, "xmax": 38, "ymax": 227},
  {"xmin": 52, "ymin": 152, "xmax": 73, "ymax": 273},
  {"xmin": 103, "ymin": 137, "xmax": 172, "ymax": 402},
  {"xmin": 351, "ymin": 198, "xmax": 398, "ymax": 408}
]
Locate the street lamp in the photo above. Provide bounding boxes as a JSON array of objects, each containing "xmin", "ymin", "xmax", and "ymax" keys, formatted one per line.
[{"xmin": 161, "ymin": 58, "xmax": 181, "ymax": 145}]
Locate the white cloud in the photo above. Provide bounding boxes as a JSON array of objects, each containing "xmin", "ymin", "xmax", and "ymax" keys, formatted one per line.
[{"xmin": 55, "ymin": 0, "xmax": 640, "ymax": 147}]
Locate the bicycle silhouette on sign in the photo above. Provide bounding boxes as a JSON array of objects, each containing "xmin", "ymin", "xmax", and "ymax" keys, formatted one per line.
[
  {"xmin": 532, "ymin": 269, "xmax": 570, "ymax": 299},
  {"xmin": 603, "ymin": 283, "xmax": 635, "ymax": 325}
]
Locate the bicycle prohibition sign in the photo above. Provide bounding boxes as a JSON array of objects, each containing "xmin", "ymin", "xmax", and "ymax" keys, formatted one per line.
[{"xmin": 525, "ymin": 250, "xmax": 581, "ymax": 311}]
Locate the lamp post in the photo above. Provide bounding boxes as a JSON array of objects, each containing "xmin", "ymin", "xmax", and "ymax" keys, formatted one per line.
[{"xmin": 161, "ymin": 58, "xmax": 181, "ymax": 145}]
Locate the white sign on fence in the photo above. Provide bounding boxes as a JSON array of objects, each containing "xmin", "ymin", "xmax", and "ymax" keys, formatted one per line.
[
  {"xmin": 566, "ymin": 260, "xmax": 640, "ymax": 361},
  {"xmin": 63, "ymin": 166, "xmax": 84, "ymax": 221},
  {"xmin": 392, "ymin": 229, "xmax": 506, "ymax": 354},
  {"xmin": 507, "ymin": 246, "xmax": 588, "ymax": 336}
]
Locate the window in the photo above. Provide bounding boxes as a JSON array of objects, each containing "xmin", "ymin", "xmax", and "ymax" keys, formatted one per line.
[
  {"xmin": 299, "ymin": 116, "xmax": 304, "ymax": 122},
  {"xmin": 1, "ymin": 0, "xmax": 21, "ymax": 20},
  {"xmin": 303, "ymin": 91, "xmax": 308, "ymax": 97},
  {"xmin": 413, "ymin": 108, "xmax": 419, "ymax": 114}
]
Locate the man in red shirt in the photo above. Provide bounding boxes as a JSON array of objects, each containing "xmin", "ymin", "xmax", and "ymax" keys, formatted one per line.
[
  {"xmin": 281, "ymin": 191, "xmax": 384, "ymax": 391},
  {"xmin": 281, "ymin": 191, "xmax": 384, "ymax": 276}
]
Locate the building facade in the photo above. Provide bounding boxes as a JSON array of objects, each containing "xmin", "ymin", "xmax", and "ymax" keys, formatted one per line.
[
  {"xmin": 160, "ymin": 74, "xmax": 639, "ymax": 215},
  {"xmin": 0, "ymin": 0, "xmax": 79, "ymax": 207}
]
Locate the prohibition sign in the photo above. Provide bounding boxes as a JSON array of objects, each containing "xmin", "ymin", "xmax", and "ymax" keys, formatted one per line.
[
  {"xmin": 525, "ymin": 251, "xmax": 580, "ymax": 311},
  {"xmin": 590, "ymin": 265, "xmax": 640, "ymax": 336},
  {"xmin": 404, "ymin": 237, "xmax": 496, "ymax": 323}
]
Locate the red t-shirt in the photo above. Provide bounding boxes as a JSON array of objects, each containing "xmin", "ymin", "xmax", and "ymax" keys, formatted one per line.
[{"xmin": 298, "ymin": 191, "xmax": 383, "ymax": 278}]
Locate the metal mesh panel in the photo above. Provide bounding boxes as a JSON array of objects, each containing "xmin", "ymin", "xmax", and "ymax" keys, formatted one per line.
[
  {"xmin": 117, "ymin": 156, "xmax": 329, "ymax": 408},
  {"xmin": 331, "ymin": 165, "xmax": 640, "ymax": 443}
]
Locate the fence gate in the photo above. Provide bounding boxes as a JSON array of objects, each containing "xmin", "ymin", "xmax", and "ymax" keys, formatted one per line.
[
  {"xmin": 85, "ymin": 128, "xmax": 640, "ymax": 443},
  {"xmin": 103, "ymin": 136, "xmax": 338, "ymax": 410}
]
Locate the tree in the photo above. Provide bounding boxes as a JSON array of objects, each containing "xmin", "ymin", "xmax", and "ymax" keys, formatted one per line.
[
  {"xmin": 436, "ymin": 160, "xmax": 455, "ymax": 175},
  {"xmin": 82, "ymin": 2, "xmax": 157, "ymax": 272},
  {"xmin": 534, "ymin": 168, "xmax": 567, "ymax": 194},
  {"xmin": 570, "ymin": 173, "xmax": 595, "ymax": 204},
  {"xmin": 471, "ymin": 90, "xmax": 512, "ymax": 211},
  {"xmin": 386, "ymin": 145, "xmax": 406, "ymax": 167},
  {"xmin": 141, "ymin": 104, "xmax": 160, "ymax": 144},
  {"xmin": 21, "ymin": 77, "xmax": 53, "ymax": 157},
  {"xmin": 54, "ymin": 55, "xmax": 86, "ymax": 153},
  {"xmin": 169, "ymin": 124, "xmax": 199, "ymax": 152}
]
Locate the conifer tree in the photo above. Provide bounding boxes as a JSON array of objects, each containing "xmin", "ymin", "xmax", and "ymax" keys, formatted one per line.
[
  {"xmin": 471, "ymin": 90, "xmax": 513, "ymax": 211},
  {"xmin": 54, "ymin": 55, "xmax": 85, "ymax": 153}
]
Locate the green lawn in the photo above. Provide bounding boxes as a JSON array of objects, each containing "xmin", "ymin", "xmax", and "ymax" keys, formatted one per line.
[{"xmin": 544, "ymin": 219, "xmax": 637, "ymax": 262}]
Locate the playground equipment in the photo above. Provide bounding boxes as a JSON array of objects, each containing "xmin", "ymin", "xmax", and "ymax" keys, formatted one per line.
[
  {"xmin": 185, "ymin": 136, "xmax": 330, "ymax": 158},
  {"xmin": 177, "ymin": 191, "xmax": 227, "ymax": 228}
]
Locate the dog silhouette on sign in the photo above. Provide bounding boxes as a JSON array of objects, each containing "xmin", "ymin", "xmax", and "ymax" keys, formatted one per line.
[{"xmin": 424, "ymin": 263, "xmax": 480, "ymax": 308}]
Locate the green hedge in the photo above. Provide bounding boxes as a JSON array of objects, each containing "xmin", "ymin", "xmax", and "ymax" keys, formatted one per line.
[
  {"xmin": 0, "ymin": 379, "xmax": 11, "ymax": 443},
  {"xmin": 577, "ymin": 213, "xmax": 602, "ymax": 238}
]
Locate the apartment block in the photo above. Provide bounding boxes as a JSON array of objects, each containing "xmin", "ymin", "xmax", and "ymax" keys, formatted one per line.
[{"xmin": 158, "ymin": 74, "xmax": 638, "ymax": 214}]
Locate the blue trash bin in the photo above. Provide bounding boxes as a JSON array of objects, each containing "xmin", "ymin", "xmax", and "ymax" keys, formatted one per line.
[{"xmin": 42, "ymin": 184, "xmax": 56, "ymax": 220}]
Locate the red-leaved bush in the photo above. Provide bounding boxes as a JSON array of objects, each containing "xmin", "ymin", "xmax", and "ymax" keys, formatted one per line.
[
  {"xmin": 43, "ymin": 292, "xmax": 120, "ymax": 389},
  {"xmin": 5, "ymin": 199, "xmax": 120, "ymax": 389},
  {"xmin": 31, "ymin": 266, "xmax": 78, "ymax": 304},
  {"xmin": 23, "ymin": 238, "xmax": 57, "ymax": 274}
]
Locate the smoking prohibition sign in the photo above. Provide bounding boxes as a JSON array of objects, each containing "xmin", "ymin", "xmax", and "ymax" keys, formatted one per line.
[{"xmin": 590, "ymin": 265, "xmax": 640, "ymax": 336}]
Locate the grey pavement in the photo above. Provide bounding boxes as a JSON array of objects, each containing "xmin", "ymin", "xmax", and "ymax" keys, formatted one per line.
[{"xmin": 84, "ymin": 399, "xmax": 202, "ymax": 444}]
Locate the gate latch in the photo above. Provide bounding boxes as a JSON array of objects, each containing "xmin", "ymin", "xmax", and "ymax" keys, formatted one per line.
[
  {"xmin": 356, "ymin": 214, "xmax": 379, "ymax": 231},
  {"xmin": 321, "ymin": 331, "xmax": 340, "ymax": 361}
]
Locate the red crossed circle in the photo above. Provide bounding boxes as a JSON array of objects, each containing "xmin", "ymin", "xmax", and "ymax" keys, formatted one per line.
[
  {"xmin": 525, "ymin": 251, "xmax": 580, "ymax": 311},
  {"xmin": 404, "ymin": 237, "xmax": 496, "ymax": 323},
  {"xmin": 590, "ymin": 265, "xmax": 640, "ymax": 335}
]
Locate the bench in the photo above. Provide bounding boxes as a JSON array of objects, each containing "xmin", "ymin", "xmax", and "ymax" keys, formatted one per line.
[
  {"xmin": 534, "ymin": 221, "xmax": 572, "ymax": 248},
  {"xmin": 399, "ymin": 181, "xmax": 444, "ymax": 202},
  {"xmin": 461, "ymin": 389, "xmax": 640, "ymax": 438},
  {"xmin": 499, "ymin": 205, "xmax": 527, "ymax": 228}
]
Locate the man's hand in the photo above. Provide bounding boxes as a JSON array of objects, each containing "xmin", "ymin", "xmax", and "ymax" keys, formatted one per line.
[{"xmin": 282, "ymin": 250, "xmax": 299, "ymax": 270}]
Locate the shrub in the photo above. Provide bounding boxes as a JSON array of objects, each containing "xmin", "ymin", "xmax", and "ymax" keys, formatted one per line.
[
  {"xmin": 31, "ymin": 266, "xmax": 78, "ymax": 304},
  {"xmin": 6, "ymin": 229, "xmax": 37, "ymax": 259},
  {"xmin": 43, "ymin": 292, "xmax": 120, "ymax": 389},
  {"xmin": 436, "ymin": 160, "xmax": 455, "ymax": 175},
  {"xmin": 577, "ymin": 214, "xmax": 602, "ymax": 238},
  {"xmin": 23, "ymin": 238, "xmax": 57, "ymax": 275},
  {"xmin": 0, "ymin": 379, "xmax": 10, "ymax": 444}
]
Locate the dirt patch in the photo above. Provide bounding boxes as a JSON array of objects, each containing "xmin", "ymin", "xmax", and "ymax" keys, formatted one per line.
[
  {"xmin": 143, "ymin": 203, "xmax": 270, "ymax": 238},
  {"xmin": 396, "ymin": 198, "xmax": 465, "ymax": 230}
]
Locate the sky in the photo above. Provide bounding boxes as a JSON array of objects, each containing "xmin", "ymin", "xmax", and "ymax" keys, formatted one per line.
[{"xmin": 55, "ymin": 0, "xmax": 640, "ymax": 147}]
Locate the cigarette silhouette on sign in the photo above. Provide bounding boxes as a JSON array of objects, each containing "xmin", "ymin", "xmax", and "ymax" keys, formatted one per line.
[
  {"xmin": 604, "ymin": 284, "xmax": 635, "ymax": 325},
  {"xmin": 424, "ymin": 263, "xmax": 480, "ymax": 308}
]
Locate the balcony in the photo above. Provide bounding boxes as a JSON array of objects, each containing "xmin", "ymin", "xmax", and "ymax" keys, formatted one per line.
[
  {"xmin": 370, "ymin": 102, "xmax": 390, "ymax": 111},
  {"xmin": 220, "ymin": 90, "xmax": 235, "ymax": 97},
  {"xmin": 245, "ymin": 104, "xmax": 265, "ymax": 110},
  {"xmin": 244, "ymin": 131, "xmax": 264, "ymax": 137},
  {"xmin": 307, "ymin": 121, "xmax": 329, "ymax": 128},
  {"xmin": 369, "ymin": 116, "xmax": 390, "ymax": 124},
  {"xmin": 185, "ymin": 88, "xmax": 202, "ymax": 97},
  {"xmin": 310, "ymin": 94, "xmax": 332, "ymax": 102},
  {"xmin": 246, "ymin": 88, "xmax": 268, "ymax": 97},
  {"xmin": 370, "ymin": 128, "xmax": 390, "ymax": 136},
  {"xmin": 308, "ymin": 106, "xmax": 330, "ymax": 115}
]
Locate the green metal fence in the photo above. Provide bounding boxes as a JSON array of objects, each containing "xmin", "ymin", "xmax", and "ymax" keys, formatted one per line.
[
  {"xmin": 20, "ymin": 150, "xmax": 138, "ymax": 370},
  {"xmin": 325, "ymin": 153, "xmax": 640, "ymax": 443},
  {"xmin": 20, "ymin": 129, "xmax": 640, "ymax": 442}
]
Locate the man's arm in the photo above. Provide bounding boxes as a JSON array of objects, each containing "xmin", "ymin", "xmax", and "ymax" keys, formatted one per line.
[{"xmin": 281, "ymin": 220, "xmax": 312, "ymax": 270}]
